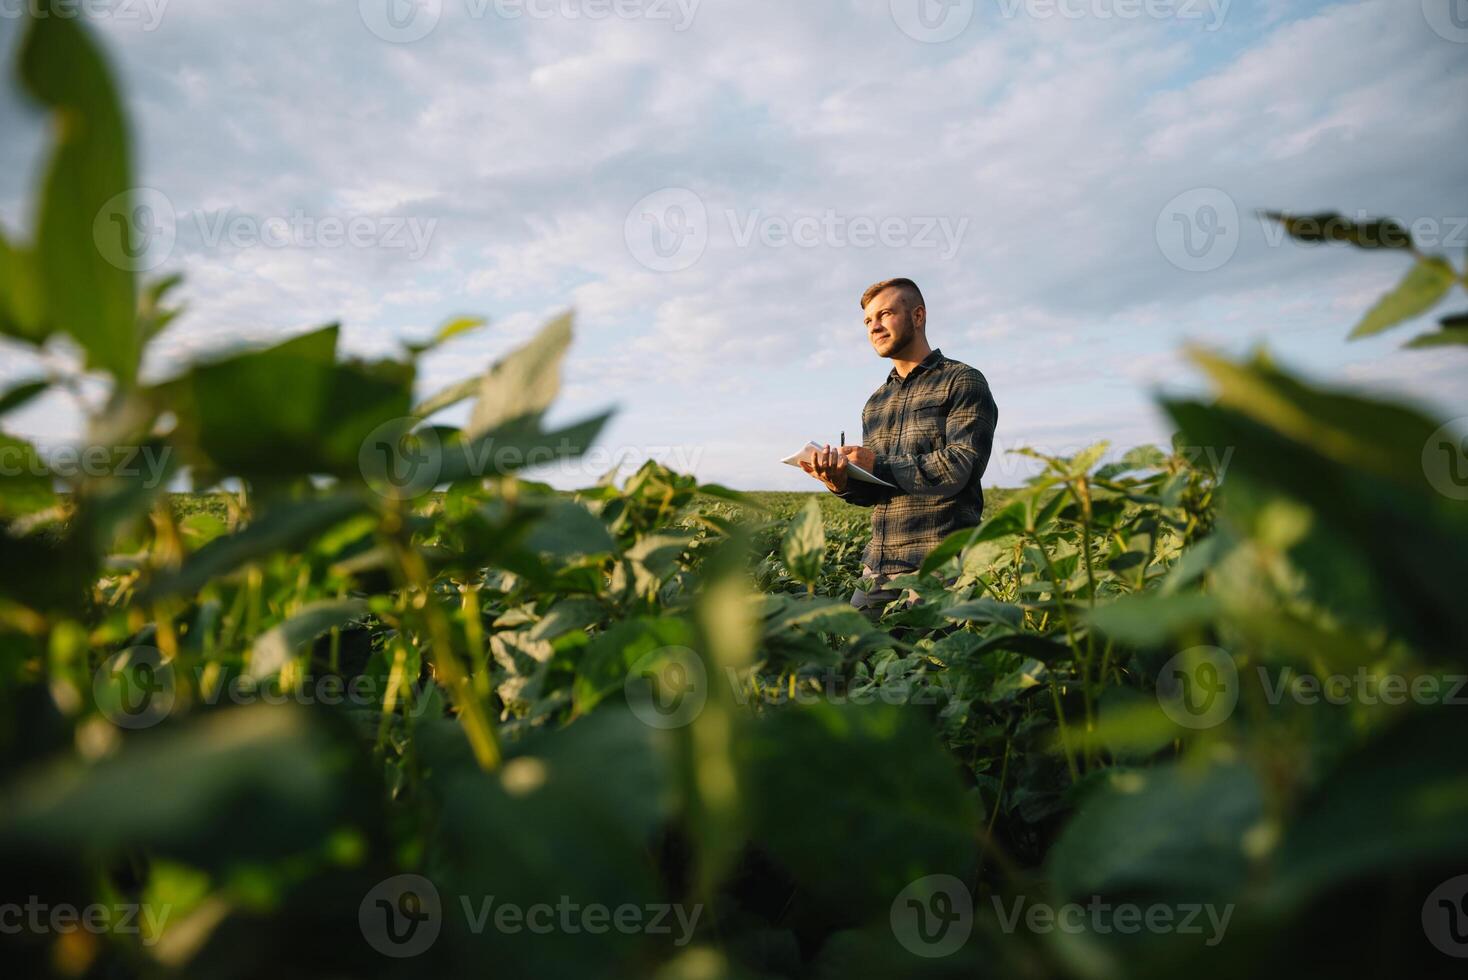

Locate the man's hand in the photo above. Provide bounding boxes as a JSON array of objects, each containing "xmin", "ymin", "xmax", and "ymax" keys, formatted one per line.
[
  {"xmin": 800, "ymin": 443, "xmax": 849, "ymax": 492},
  {"xmin": 840, "ymin": 445, "xmax": 876, "ymax": 472}
]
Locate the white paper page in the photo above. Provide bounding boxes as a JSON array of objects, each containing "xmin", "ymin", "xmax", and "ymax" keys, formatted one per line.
[{"xmin": 780, "ymin": 441, "xmax": 896, "ymax": 487}]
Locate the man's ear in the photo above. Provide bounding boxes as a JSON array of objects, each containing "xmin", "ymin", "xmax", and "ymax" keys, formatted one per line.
[{"xmin": 913, "ymin": 304, "xmax": 927, "ymax": 333}]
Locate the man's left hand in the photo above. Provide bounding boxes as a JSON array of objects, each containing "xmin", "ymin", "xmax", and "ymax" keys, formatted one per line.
[{"xmin": 840, "ymin": 445, "xmax": 876, "ymax": 472}]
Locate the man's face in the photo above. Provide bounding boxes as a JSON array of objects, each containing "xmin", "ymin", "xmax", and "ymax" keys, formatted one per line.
[{"xmin": 863, "ymin": 286, "xmax": 923, "ymax": 358}]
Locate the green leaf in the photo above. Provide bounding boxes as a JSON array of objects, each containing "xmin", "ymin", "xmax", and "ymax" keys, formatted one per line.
[
  {"xmin": 522, "ymin": 498, "xmax": 616, "ymax": 558},
  {"xmin": 0, "ymin": 434, "xmax": 56, "ymax": 519},
  {"xmin": 1048, "ymin": 760, "xmax": 1264, "ymax": 904},
  {"xmin": 0, "ymin": 233, "xmax": 49, "ymax": 344},
  {"xmin": 761, "ymin": 595, "xmax": 873, "ymax": 637},
  {"xmin": 466, "ymin": 312, "xmax": 573, "ymax": 439},
  {"xmin": 412, "ymin": 374, "xmax": 480, "ymax": 418},
  {"xmin": 1260, "ymin": 210, "xmax": 1413, "ymax": 250},
  {"xmin": 248, "ymin": 598, "xmax": 369, "ymax": 681},
  {"xmin": 436, "ymin": 411, "xmax": 612, "ymax": 485},
  {"xmin": 0, "ymin": 704, "xmax": 373, "ymax": 871},
  {"xmin": 1271, "ymin": 708, "xmax": 1468, "ymax": 906},
  {"xmin": 780, "ymin": 497, "xmax": 826, "ymax": 588},
  {"xmin": 572, "ymin": 617, "xmax": 697, "ymax": 715},
  {"xmin": 942, "ymin": 597, "xmax": 1025, "ymax": 629},
  {"xmin": 1404, "ymin": 325, "xmax": 1468, "ymax": 349},
  {"xmin": 19, "ymin": 11, "xmax": 140, "ymax": 383},
  {"xmin": 528, "ymin": 597, "xmax": 604, "ymax": 642},
  {"xmin": 737, "ymin": 702, "xmax": 979, "ymax": 920},
  {"xmin": 1350, "ymin": 258, "xmax": 1457, "ymax": 339},
  {"xmin": 406, "ymin": 314, "xmax": 486, "ymax": 355},
  {"xmin": 160, "ymin": 325, "xmax": 414, "ymax": 480},
  {"xmin": 0, "ymin": 379, "xmax": 48, "ymax": 417},
  {"xmin": 1087, "ymin": 593, "xmax": 1221, "ymax": 646},
  {"xmin": 1186, "ymin": 348, "xmax": 1434, "ymax": 482}
]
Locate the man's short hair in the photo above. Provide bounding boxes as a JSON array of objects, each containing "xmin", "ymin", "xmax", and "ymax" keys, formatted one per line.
[{"xmin": 860, "ymin": 277, "xmax": 925, "ymax": 311}]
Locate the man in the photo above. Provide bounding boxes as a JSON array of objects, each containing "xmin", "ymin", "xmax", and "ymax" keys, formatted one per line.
[{"xmin": 800, "ymin": 278, "xmax": 998, "ymax": 614}]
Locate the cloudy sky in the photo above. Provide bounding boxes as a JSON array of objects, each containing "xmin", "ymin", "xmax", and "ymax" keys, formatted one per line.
[{"xmin": 1, "ymin": 0, "xmax": 1465, "ymax": 490}]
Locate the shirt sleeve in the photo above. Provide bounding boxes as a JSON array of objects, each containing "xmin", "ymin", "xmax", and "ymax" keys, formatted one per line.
[
  {"xmin": 872, "ymin": 370, "xmax": 997, "ymax": 498},
  {"xmin": 831, "ymin": 399, "xmax": 897, "ymax": 507},
  {"xmin": 832, "ymin": 474, "xmax": 894, "ymax": 507}
]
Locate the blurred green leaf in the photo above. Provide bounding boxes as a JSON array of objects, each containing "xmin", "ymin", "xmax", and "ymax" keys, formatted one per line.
[
  {"xmin": 466, "ymin": 312, "xmax": 573, "ymax": 439},
  {"xmin": 1048, "ymin": 760, "xmax": 1263, "ymax": 904},
  {"xmin": 738, "ymin": 702, "xmax": 978, "ymax": 921},
  {"xmin": 19, "ymin": 11, "xmax": 139, "ymax": 382},
  {"xmin": 248, "ymin": 599, "xmax": 369, "ymax": 681},
  {"xmin": 1260, "ymin": 210, "xmax": 1413, "ymax": 250},
  {"xmin": 780, "ymin": 498, "xmax": 825, "ymax": 589},
  {"xmin": 1349, "ymin": 257, "xmax": 1457, "ymax": 339},
  {"xmin": 1404, "ymin": 325, "xmax": 1468, "ymax": 349}
]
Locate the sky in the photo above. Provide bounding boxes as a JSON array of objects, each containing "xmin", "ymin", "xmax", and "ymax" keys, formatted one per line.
[{"xmin": 1, "ymin": 0, "xmax": 1466, "ymax": 490}]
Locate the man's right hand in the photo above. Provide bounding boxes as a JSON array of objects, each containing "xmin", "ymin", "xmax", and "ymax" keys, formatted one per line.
[{"xmin": 800, "ymin": 443, "xmax": 849, "ymax": 492}]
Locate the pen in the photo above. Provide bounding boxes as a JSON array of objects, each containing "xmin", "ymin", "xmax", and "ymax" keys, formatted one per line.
[{"xmin": 840, "ymin": 430, "xmax": 845, "ymax": 447}]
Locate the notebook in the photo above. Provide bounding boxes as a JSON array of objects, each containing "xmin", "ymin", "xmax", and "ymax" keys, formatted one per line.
[{"xmin": 780, "ymin": 442, "xmax": 896, "ymax": 487}]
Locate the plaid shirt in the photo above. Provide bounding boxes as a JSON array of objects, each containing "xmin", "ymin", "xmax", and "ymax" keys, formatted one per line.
[{"xmin": 834, "ymin": 348, "xmax": 998, "ymax": 577}]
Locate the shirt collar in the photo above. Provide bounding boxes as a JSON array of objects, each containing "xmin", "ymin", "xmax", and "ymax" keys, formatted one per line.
[{"xmin": 886, "ymin": 347, "xmax": 943, "ymax": 384}]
